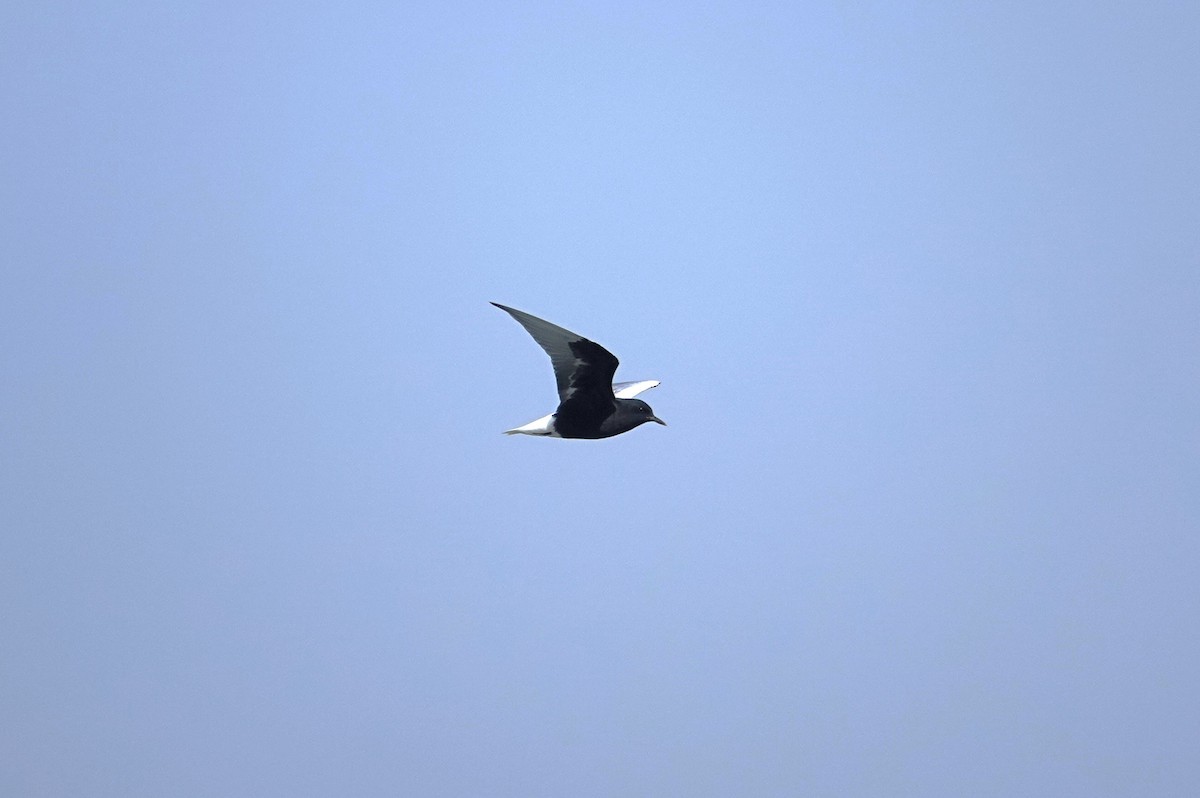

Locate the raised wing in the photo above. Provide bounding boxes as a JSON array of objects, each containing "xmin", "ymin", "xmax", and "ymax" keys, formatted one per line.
[
  {"xmin": 492, "ymin": 303, "xmax": 619, "ymax": 402},
  {"xmin": 612, "ymin": 380, "xmax": 660, "ymax": 399}
]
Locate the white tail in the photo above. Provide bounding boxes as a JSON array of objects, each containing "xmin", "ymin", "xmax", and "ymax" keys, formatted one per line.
[{"xmin": 503, "ymin": 413, "xmax": 557, "ymax": 436}]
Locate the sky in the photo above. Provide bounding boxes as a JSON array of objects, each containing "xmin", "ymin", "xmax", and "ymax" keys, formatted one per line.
[{"xmin": 2, "ymin": 2, "xmax": 1198, "ymax": 795}]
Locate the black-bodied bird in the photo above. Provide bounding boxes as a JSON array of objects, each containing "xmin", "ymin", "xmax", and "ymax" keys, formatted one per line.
[{"xmin": 492, "ymin": 302, "xmax": 666, "ymax": 439}]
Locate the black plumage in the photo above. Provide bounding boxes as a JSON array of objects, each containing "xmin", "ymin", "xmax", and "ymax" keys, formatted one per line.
[{"xmin": 492, "ymin": 303, "xmax": 666, "ymax": 439}]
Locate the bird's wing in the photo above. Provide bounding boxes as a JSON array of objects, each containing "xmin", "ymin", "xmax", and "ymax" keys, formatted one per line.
[
  {"xmin": 612, "ymin": 380, "xmax": 660, "ymax": 399},
  {"xmin": 492, "ymin": 303, "xmax": 619, "ymax": 402}
]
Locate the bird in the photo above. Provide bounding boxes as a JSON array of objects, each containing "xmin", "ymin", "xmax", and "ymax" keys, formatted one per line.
[{"xmin": 492, "ymin": 302, "xmax": 666, "ymax": 439}]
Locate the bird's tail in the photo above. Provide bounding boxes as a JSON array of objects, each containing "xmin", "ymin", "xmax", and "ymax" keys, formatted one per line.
[{"xmin": 502, "ymin": 413, "xmax": 556, "ymax": 436}]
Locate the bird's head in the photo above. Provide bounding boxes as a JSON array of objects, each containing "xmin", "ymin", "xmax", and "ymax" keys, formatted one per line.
[{"xmin": 624, "ymin": 398, "xmax": 666, "ymax": 428}]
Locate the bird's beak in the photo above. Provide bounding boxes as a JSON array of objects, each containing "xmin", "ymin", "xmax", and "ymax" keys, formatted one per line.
[{"xmin": 650, "ymin": 416, "xmax": 666, "ymax": 426}]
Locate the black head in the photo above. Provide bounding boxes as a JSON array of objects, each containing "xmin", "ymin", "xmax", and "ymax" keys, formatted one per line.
[{"xmin": 621, "ymin": 398, "xmax": 666, "ymax": 428}]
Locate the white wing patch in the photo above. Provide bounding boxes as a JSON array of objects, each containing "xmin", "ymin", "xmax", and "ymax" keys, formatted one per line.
[{"xmin": 613, "ymin": 379, "xmax": 660, "ymax": 399}]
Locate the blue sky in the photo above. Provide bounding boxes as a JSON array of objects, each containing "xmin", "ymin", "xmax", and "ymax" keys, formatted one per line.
[{"xmin": 3, "ymin": 2, "xmax": 1198, "ymax": 795}]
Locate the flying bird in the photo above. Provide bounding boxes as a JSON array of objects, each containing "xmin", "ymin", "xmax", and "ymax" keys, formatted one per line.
[{"xmin": 492, "ymin": 302, "xmax": 666, "ymax": 439}]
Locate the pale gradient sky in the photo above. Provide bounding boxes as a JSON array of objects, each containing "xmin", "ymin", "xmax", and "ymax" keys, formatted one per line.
[{"xmin": 2, "ymin": 2, "xmax": 1198, "ymax": 796}]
